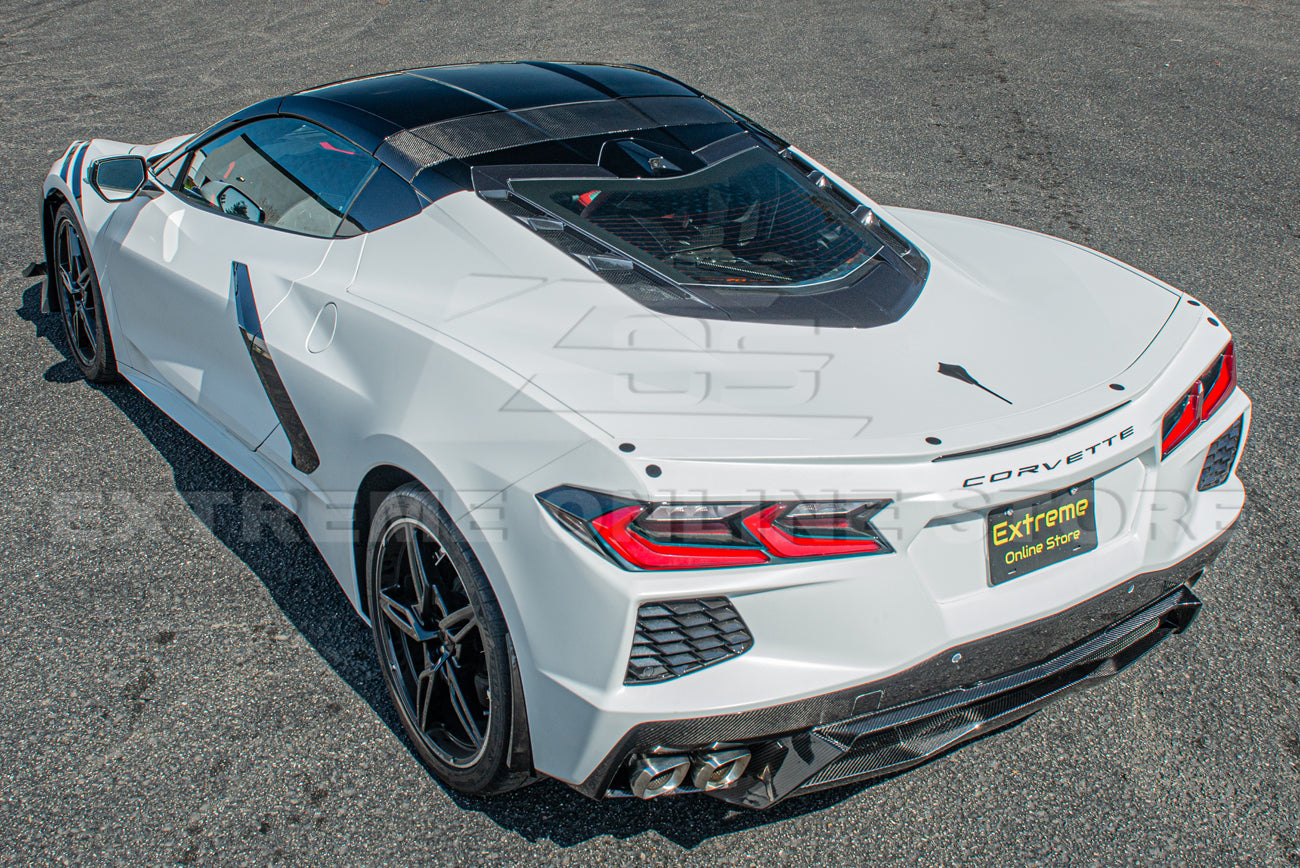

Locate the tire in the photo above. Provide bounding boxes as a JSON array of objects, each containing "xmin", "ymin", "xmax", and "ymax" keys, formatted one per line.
[
  {"xmin": 52, "ymin": 203, "xmax": 118, "ymax": 383},
  {"xmin": 366, "ymin": 482, "xmax": 534, "ymax": 795}
]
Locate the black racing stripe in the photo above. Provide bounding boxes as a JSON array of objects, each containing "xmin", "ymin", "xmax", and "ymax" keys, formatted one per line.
[
  {"xmin": 58, "ymin": 142, "xmax": 81, "ymax": 184},
  {"xmin": 415, "ymin": 62, "xmax": 606, "ymax": 111},
  {"xmin": 521, "ymin": 62, "xmax": 626, "ymax": 100},
  {"xmin": 70, "ymin": 143, "xmax": 88, "ymax": 201}
]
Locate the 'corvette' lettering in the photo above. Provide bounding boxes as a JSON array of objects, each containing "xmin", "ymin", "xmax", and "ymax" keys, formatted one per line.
[{"xmin": 962, "ymin": 426, "xmax": 1135, "ymax": 487}]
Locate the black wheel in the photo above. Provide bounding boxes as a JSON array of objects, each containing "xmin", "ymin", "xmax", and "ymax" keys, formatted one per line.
[
  {"xmin": 52, "ymin": 203, "xmax": 118, "ymax": 383},
  {"xmin": 367, "ymin": 482, "xmax": 533, "ymax": 794}
]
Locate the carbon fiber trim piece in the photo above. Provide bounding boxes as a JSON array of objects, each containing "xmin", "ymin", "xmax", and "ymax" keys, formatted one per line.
[
  {"xmin": 232, "ymin": 263, "xmax": 320, "ymax": 474},
  {"xmin": 397, "ymin": 97, "xmax": 732, "ymax": 168},
  {"xmin": 628, "ymin": 96, "xmax": 732, "ymax": 127},
  {"xmin": 414, "ymin": 110, "xmax": 545, "ymax": 161},
  {"xmin": 595, "ymin": 267, "xmax": 694, "ymax": 305},
  {"xmin": 575, "ymin": 525, "xmax": 1234, "ymax": 800},
  {"xmin": 381, "ymin": 131, "xmax": 453, "ymax": 176},
  {"xmin": 518, "ymin": 99, "xmax": 651, "ymax": 139}
]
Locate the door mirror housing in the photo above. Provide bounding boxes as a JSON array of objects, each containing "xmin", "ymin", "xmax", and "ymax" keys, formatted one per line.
[{"xmin": 89, "ymin": 155, "xmax": 147, "ymax": 202}]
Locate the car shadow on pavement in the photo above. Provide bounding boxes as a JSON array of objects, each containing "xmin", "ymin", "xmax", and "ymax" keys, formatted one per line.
[
  {"xmin": 18, "ymin": 277, "xmax": 880, "ymax": 848},
  {"xmin": 448, "ymin": 776, "xmax": 871, "ymax": 848},
  {"xmin": 18, "ymin": 279, "xmax": 400, "ymax": 722}
]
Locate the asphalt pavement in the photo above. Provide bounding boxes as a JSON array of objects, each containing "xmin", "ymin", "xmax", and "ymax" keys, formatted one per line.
[{"xmin": 1, "ymin": 0, "xmax": 1298, "ymax": 865}]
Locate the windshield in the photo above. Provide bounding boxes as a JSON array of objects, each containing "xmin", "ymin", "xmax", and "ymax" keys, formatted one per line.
[{"xmin": 510, "ymin": 147, "xmax": 883, "ymax": 290}]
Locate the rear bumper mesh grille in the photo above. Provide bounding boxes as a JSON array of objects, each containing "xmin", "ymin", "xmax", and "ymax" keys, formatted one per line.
[
  {"xmin": 1198, "ymin": 415, "xmax": 1244, "ymax": 490},
  {"xmin": 625, "ymin": 597, "xmax": 753, "ymax": 684}
]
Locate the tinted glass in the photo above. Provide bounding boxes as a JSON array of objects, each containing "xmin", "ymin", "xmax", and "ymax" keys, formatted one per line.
[
  {"xmin": 336, "ymin": 165, "xmax": 423, "ymax": 236},
  {"xmin": 511, "ymin": 147, "xmax": 883, "ymax": 289},
  {"xmin": 153, "ymin": 156, "xmax": 183, "ymax": 188},
  {"xmin": 179, "ymin": 118, "xmax": 375, "ymax": 237},
  {"xmin": 150, "ymin": 139, "xmax": 192, "ymax": 188}
]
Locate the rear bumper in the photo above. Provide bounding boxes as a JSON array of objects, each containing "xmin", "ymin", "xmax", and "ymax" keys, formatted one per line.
[{"xmin": 577, "ymin": 525, "xmax": 1231, "ymax": 807}]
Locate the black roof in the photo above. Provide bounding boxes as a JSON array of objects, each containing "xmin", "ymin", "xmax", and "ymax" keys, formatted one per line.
[
  {"xmin": 196, "ymin": 63, "xmax": 787, "ymax": 197},
  {"xmin": 301, "ymin": 62, "xmax": 700, "ymax": 126},
  {"xmin": 256, "ymin": 62, "xmax": 787, "ymax": 191},
  {"xmin": 191, "ymin": 63, "xmax": 926, "ymax": 329}
]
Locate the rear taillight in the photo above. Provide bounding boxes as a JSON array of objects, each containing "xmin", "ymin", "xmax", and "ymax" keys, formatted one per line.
[
  {"xmin": 1200, "ymin": 341, "xmax": 1236, "ymax": 419},
  {"xmin": 592, "ymin": 504, "xmax": 769, "ymax": 569},
  {"xmin": 742, "ymin": 502, "xmax": 886, "ymax": 557},
  {"xmin": 538, "ymin": 486, "xmax": 892, "ymax": 570},
  {"xmin": 1161, "ymin": 342, "xmax": 1236, "ymax": 458},
  {"xmin": 1161, "ymin": 381, "xmax": 1203, "ymax": 457}
]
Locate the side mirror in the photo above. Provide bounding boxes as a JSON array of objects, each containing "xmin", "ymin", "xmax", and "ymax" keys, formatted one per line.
[
  {"xmin": 89, "ymin": 155, "xmax": 147, "ymax": 202},
  {"xmin": 216, "ymin": 185, "xmax": 264, "ymax": 223}
]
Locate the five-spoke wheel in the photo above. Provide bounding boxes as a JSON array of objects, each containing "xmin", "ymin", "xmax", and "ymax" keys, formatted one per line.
[
  {"xmin": 52, "ymin": 203, "xmax": 117, "ymax": 382},
  {"xmin": 367, "ymin": 483, "xmax": 532, "ymax": 793}
]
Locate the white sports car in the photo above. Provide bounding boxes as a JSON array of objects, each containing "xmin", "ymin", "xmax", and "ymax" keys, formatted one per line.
[{"xmin": 38, "ymin": 62, "xmax": 1249, "ymax": 808}]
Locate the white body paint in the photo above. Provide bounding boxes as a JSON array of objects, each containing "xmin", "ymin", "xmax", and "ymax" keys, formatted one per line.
[{"xmin": 43, "ymin": 135, "xmax": 1249, "ymax": 788}]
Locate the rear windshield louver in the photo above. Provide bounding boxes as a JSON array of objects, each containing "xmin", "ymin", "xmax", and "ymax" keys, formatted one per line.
[
  {"xmin": 596, "ymin": 265, "xmax": 692, "ymax": 303},
  {"xmin": 486, "ymin": 194, "xmax": 548, "ymax": 221},
  {"xmin": 872, "ymin": 219, "xmax": 913, "ymax": 259},
  {"xmin": 547, "ymin": 228, "xmax": 607, "ymax": 260},
  {"xmin": 780, "ymin": 148, "xmax": 914, "ymax": 259},
  {"xmin": 823, "ymin": 182, "xmax": 864, "ymax": 217},
  {"xmin": 483, "ymin": 192, "xmax": 693, "ymax": 303}
]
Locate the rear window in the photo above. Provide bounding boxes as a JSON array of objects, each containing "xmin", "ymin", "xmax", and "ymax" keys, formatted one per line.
[{"xmin": 510, "ymin": 147, "xmax": 883, "ymax": 290}]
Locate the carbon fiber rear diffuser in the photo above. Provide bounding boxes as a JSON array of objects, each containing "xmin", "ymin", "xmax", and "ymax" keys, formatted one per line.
[{"xmin": 715, "ymin": 584, "xmax": 1199, "ymax": 808}]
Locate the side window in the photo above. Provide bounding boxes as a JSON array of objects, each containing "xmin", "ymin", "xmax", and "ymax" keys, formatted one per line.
[
  {"xmin": 151, "ymin": 148, "xmax": 187, "ymax": 188},
  {"xmin": 178, "ymin": 118, "xmax": 376, "ymax": 238}
]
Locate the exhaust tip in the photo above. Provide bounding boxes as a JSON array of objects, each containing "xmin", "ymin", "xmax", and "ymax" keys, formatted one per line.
[
  {"xmin": 691, "ymin": 748, "xmax": 751, "ymax": 791},
  {"xmin": 629, "ymin": 754, "xmax": 691, "ymax": 799}
]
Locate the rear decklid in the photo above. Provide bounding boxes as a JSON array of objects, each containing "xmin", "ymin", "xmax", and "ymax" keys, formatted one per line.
[{"xmin": 354, "ymin": 196, "xmax": 1182, "ymax": 459}]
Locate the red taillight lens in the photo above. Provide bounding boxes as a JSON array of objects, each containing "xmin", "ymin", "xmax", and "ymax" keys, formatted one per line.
[
  {"xmin": 538, "ymin": 487, "xmax": 893, "ymax": 570},
  {"xmin": 742, "ymin": 504, "xmax": 886, "ymax": 557},
  {"xmin": 1161, "ymin": 381, "xmax": 1203, "ymax": 457},
  {"xmin": 591, "ymin": 505, "xmax": 770, "ymax": 569},
  {"xmin": 1201, "ymin": 341, "xmax": 1236, "ymax": 419},
  {"xmin": 1161, "ymin": 342, "xmax": 1236, "ymax": 458}
]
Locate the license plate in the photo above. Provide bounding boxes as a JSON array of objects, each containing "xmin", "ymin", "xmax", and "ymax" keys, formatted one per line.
[{"xmin": 986, "ymin": 480, "xmax": 1098, "ymax": 585}]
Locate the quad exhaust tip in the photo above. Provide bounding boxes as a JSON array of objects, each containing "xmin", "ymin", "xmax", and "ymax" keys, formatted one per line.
[
  {"xmin": 692, "ymin": 748, "xmax": 751, "ymax": 791},
  {"xmin": 629, "ymin": 754, "xmax": 692, "ymax": 799},
  {"xmin": 629, "ymin": 748, "xmax": 752, "ymax": 799}
]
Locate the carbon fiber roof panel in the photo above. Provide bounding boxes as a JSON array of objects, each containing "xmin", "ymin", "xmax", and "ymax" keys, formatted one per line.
[
  {"xmin": 290, "ymin": 63, "xmax": 778, "ymax": 190},
  {"xmin": 395, "ymin": 96, "xmax": 733, "ymax": 169}
]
